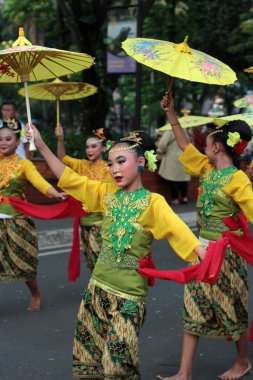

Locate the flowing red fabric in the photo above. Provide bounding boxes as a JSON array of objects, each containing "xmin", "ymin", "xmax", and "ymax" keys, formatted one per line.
[
  {"xmin": 9, "ymin": 196, "xmax": 87, "ymax": 281},
  {"xmin": 138, "ymin": 238, "xmax": 228, "ymax": 285},
  {"xmin": 250, "ymin": 322, "xmax": 253, "ymax": 342}
]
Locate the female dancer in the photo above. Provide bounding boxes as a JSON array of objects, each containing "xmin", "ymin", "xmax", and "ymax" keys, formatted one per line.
[
  {"xmin": 56, "ymin": 126, "xmax": 113, "ymax": 271},
  {"xmin": 0, "ymin": 118, "xmax": 66, "ymax": 311},
  {"xmin": 27, "ymin": 124, "xmax": 205, "ymax": 380},
  {"xmin": 158, "ymin": 93, "xmax": 253, "ymax": 380}
]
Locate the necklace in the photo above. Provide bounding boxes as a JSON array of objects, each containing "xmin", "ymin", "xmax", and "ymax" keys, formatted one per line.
[
  {"xmin": 200, "ymin": 165, "xmax": 236, "ymax": 220},
  {"xmin": 107, "ymin": 187, "xmax": 150, "ymax": 262}
]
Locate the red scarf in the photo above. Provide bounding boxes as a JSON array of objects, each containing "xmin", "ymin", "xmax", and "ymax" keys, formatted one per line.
[{"xmin": 9, "ymin": 196, "xmax": 87, "ymax": 281}]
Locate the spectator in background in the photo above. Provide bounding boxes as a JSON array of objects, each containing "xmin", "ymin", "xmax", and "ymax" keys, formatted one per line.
[
  {"xmin": 1, "ymin": 102, "xmax": 30, "ymax": 159},
  {"xmin": 157, "ymin": 129, "xmax": 190, "ymax": 204}
]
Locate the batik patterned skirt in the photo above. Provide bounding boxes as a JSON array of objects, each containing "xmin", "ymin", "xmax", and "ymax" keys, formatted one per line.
[
  {"xmin": 73, "ymin": 282, "xmax": 146, "ymax": 379},
  {"xmin": 183, "ymin": 247, "xmax": 248, "ymax": 341},
  {"xmin": 0, "ymin": 217, "xmax": 38, "ymax": 282},
  {"xmin": 80, "ymin": 225, "xmax": 102, "ymax": 271}
]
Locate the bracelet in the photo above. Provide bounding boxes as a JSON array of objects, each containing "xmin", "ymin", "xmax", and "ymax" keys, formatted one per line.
[{"xmin": 171, "ymin": 122, "xmax": 180, "ymax": 127}]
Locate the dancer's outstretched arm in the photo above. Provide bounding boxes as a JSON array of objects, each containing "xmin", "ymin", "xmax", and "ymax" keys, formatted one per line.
[
  {"xmin": 160, "ymin": 92, "xmax": 190, "ymax": 151},
  {"xmin": 25, "ymin": 124, "xmax": 66, "ymax": 179}
]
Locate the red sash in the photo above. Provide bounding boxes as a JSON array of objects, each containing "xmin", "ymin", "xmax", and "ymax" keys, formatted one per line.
[{"xmin": 9, "ymin": 196, "xmax": 87, "ymax": 281}]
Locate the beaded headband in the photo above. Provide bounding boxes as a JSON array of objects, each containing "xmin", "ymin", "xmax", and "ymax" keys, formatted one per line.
[
  {"xmin": 109, "ymin": 143, "xmax": 139, "ymax": 153},
  {"xmin": 1, "ymin": 118, "xmax": 21, "ymax": 134},
  {"xmin": 208, "ymin": 129, "xmax": 223, "ymax": 137}
]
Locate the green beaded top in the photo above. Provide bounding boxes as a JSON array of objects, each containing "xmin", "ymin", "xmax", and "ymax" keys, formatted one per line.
[
  {"xmin": 104, "ymin": 187, "xmax": 151, "ymax": 263},
  {"xmin": 200, "ymin": 165, "xmax": 237, "ymax": 221}
]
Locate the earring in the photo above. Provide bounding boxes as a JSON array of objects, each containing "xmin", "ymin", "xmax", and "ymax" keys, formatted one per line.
[{"xmin": 138, "ymin": 165, "xmax": 144, "ymax": 171}]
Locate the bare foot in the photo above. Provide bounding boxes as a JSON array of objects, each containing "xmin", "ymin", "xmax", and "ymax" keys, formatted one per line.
[
  {"xmin": 27, "ymin": 291, "xmax": 41, "ymax": 311},
  {"xmin": 218, "ymin": 362, "xmax": 252, "ymax": 380},
  {"xmin": 156, "ymin": 374, "xmax": 190, "ymax": 380}
]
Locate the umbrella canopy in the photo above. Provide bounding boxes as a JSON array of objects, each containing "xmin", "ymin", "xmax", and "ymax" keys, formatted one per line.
[
  {"xmin": 0, "ymin": 27, "xmax": 94, "ymax": 150},
  {"xmin": 18, "ymin": 78, "xmax": 97, "ymax": 127},
  {"xmin": 0, "ymin": 29, "xmax": 94, "ymax": 83},
  {"xmin": 159, "ymin": 115, "xmax": 213, "ymax": 131},
  {"xmin": 122, "ymin": 36, "xmax": 237, "ymax": 85},
  {"xmin": 234, "ymin": 94, "xmax": 253, "ymax": 109},
  {"xmin": 213, "ymin": 113, "xmax": 253, "ymax": 128},
  {"xmin": 243, "ymin": 67, "xmax": 253, "ymax": 73},
  {"xmin": 18, "ymin": 78, "xmax": 97, "ymax": 100}
]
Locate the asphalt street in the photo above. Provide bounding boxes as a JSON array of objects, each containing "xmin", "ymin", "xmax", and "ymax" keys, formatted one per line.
[{"xmin": 0, "ymin": 202, "xmax": 252, "ymax": 380}]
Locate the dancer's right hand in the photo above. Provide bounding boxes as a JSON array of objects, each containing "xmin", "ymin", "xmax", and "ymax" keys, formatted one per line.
[
  {"xmin": 55, "ymin": 125, "xmax": 64, "ymax": 141},
  {"xmin": 25, "ymin": 123, "xmax": 44, "ymax": 149}
]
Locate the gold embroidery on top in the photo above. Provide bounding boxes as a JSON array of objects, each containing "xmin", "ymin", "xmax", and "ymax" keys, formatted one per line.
[{"xmin": 0, "ymin": 154, "xmax": 22, "ymax": 189}]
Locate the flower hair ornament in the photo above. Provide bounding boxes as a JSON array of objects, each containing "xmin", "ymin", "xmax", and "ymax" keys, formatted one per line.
[
  {"xmin": 2, "ymin": 118, "xmax": 21, "ymax": 134},
  {"xmin": 208, "ymin": 128, "xmax": 248, "ymax": 155},
  {"xmin": 227, "ymin": 131, "xmax": 248, "ymax": 154},
  {"xmin": 144, "ymin": 150, "xmax": 158, "ymax": 172}
]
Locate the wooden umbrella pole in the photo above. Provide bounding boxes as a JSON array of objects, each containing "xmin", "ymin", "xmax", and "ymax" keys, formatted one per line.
[
  {"xmin": 24, "ymin": 81, "xmax": 36, "ymax": 151},
  {"xmin": 56, "ymin": 98, "xmax": 60, "ymax": 134},
  {"xmin": 167, "ymin": 77, "xmax": 174, "ymax": 93}
]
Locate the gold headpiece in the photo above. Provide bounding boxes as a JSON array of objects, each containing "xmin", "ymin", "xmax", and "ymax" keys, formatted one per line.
[
  {"xmin": 93, "ymin": 128, "xmax": 106, "ymax": 141},
  {"xmin": 120, "ymin": 131, "xmax": 142, "ymax": 144},
  {"xmin": 2, "ymin": 118, "xmax": 20, "ymax": 133},
  {"xmin": 109, "ymin": 131, "xmax": 142, "ymax": 153}
]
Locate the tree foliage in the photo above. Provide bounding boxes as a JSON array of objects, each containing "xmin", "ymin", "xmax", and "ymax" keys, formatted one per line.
[{"xmin": 0, "ymin": 0, "xmax": 253, "ymax": 147}]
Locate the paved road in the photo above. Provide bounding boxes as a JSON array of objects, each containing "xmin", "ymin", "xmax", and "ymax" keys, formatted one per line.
[{"xmin": 0, "ymin": 204, "xmax": 252, "ymax": 380}]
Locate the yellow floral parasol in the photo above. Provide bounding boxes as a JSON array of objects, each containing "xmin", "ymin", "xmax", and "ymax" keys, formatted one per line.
[
  {"xmin": 122, "ymin": 36, "xmax": 237, "ymax": 87},
  {"xmin": 18, "ymin": 78, "xmax": 97, "ymax": 130},
  {"xmin": 159, "ymin": 115, "xmax": 213, "ymax": 131},
  {"xmin": 0, "ymin": 27, "xmax": 94, "ymax": 150},
  {"xmin": 243, "ymin": 67, "xmax": 253, "ymax": 73},
  {"xmin": 213, "ymin": 113, "xmax": 253, "ymax": 128},
  {"xmin": 233, "ymin": 94, "xmax": 253, "ymax": 109}
]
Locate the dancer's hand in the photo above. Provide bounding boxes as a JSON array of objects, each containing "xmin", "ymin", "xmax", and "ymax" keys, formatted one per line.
[
  {"xmin": 195, "ymin": 245, "xmax": 206, "ymax": 261},
  {"xmin": 160, "ymin": 91, "xmax": 174, "ymax": 112},
  {"xmin": 25, "ymin": 123, "xmax": 44, "ymax": 149},
  {"xmin": 46, "ymin": 186, "xmax": 68, "ymax": 200},
  {"xmin": 55, "ymin": 125, "xmax": 64, "ymax": 141},
  {"xmin": 54, "ymin": 192, "xmax": 68, "ymax": 201}
]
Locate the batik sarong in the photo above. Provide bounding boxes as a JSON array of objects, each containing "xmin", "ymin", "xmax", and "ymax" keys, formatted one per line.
[
  {"xmin": 0, "ymin": 217, "xmax": 38, "ymax": 282},
  {"xmin": 73, "ymin": 282, "xmax": 146, "ymax": 379},
  {"xmin": 183, "ymin": 247, "xmax": 248, "ymax": 342},
  {"xmin": 80, "ymin": 225, "xmax": 102, "ymax": 271}
]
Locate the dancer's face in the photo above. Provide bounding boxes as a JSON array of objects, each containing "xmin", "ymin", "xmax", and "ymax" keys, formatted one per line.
[
  {"xmin": 108, "ymin": 145, "xmax": 145, "ymax": 192},
  {"xmin": 85, "ymin": 138, "xmax": 103, "ymax": 163},
  {"xmin": 0, "ymin": 128, "xmax": 19, "ymax": 156},
  {"xmin": 205, "ymin": 135, "xmax": 216, "ymax": 163}
]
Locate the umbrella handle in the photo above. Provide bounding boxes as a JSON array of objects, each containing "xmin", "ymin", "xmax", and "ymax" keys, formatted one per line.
[
  {"xmin": 167, "ymin": 77, "xmax": 174, "ymax": 93},
  {"xmin": 56, "ymin": 99, "xmax": 60, "ymax": 134},
  {"xmin": 24, "ymin": 82, "xmax": 36, "ymax": 151}
]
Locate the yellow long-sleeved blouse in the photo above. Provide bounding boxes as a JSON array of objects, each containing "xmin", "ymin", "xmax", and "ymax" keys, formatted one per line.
[
  {"xmin": 179, "ymin": 144, "xmax": 253, "ymax": 226},
  {"xmin": 58, "ymin": 166, "xmax": 201, "ymax": 300},
  {"xmin": 0, "ymin": 154, "xmax": 52, "ymax": 217},
  {"xmin": 62, "ymin": 155, "xmax": 113, "ymax": 225}
]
